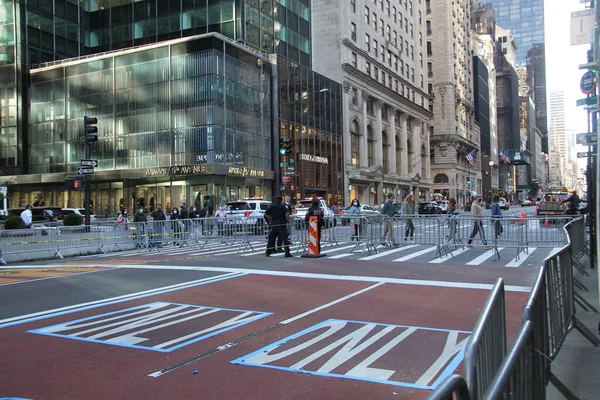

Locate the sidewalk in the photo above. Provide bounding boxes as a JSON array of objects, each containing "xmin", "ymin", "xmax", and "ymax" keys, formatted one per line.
[{"xmin": 547, "ymin": 255, "xmax": 600, "ymax": 400}]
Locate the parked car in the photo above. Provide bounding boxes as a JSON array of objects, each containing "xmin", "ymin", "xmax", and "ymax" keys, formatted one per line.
[
  {"xmin": 293, "ymin": 198, "xmax": 335, "ymax": 228},
  {"xmin": 340, "ymin": 205, "xmax": 380, "ymax": 225},
  {"xmin": 418, "ymin": 202, "xmax": 442, "ymax": 215},
  {"xmin": 520, "ymin": 199, "xmax": 533, "ymax": 207},
  {"xmin": 436, "ymin": 200, "xmax": 449, "ymax": 213},
  {"xmin": 224, "ymin": 198, "xmax": 271, "ymax": 235},
  {"xmin": 7, "ymin": 207, "xmax": 64, "ymax": 226},
  {"xmin": 62, "ymin": 208, "xmax": 96, "ymax": 222},
  {"xmin": 498, "ymin": 197, "xmax": 509, "ymax": 211}
]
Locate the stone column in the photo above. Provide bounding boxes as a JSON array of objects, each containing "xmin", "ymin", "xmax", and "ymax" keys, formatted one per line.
[
  {"xmin": 342, "ymin": 81, "xmax": 352, "ymax": 169},
  {"xmin": 400, "ymin": 113, "xmax": 408, "ymax": 176},
  {"xmin": 360, "ymin": 92, "xmax": 369, "ymax": 168},
  {"xmin": 374, "ymin": 100, "xmax": 383, "ymax": 168},
  {"xmin": 389, "ymin": 107, "xmax": 397, "ymax": 176},
  {"xmin": 414, "ymin": 118, "xmax": 422, "ymax": 177}
]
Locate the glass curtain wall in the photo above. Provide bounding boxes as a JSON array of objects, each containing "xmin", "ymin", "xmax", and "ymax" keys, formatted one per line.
[{"xmin": 29, "ymin": 38, "xmax": 271, "ymax": 175}]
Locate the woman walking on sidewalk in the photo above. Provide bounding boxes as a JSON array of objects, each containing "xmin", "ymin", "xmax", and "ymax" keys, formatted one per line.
[
  {"xmin": 349, "ymin": 198, "xmax": 361, "ymax": 241},
  {"xmin": 490, "ymin": 195, "xmax": 504, "ymax": 239},
  {"xmin": 402, "ymin": 192, "xmax": 416, "ymax": 241},
  {"xmin": 467, "ymin": 195, "xmax": 487, "ymax": 247}
]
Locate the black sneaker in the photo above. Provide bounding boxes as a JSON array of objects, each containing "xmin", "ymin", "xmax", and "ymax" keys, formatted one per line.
[
  {"xmin": 265, "ymin": 252, "xmax": 271, "ymax": 257},
  {"xmin": 284, "ymin": 253, "xmax": 293, "ymax": 258}
]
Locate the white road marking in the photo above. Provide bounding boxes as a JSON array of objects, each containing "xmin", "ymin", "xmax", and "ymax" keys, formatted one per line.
[
  {"xmin": 393, "ymin": 246, "xmax": 437, "ymax": 262},
  {"xmin": 0, "ymin": 267, "xmax": 114, "ymax": 287},
  {"xmin": 429, "ymin": 247, "xmax": 470, "ymax": 264},
  {"xmin": 505, "ymin": 248, "xmax": 537, "ymax": 268},
  {"xmin": 466, "ymin": 248, "xmax": 505, "ymax": 265},
  {"xmin": 64, "ymin": 264, "xmax": 532, "ymax": 292},
  {"xmin": 279, "ymin": 282, "xmax": 385, "ymax": 325},
  {"xmin": 358, "ymin": 245, "xmax": 419, "ymax": 261},
  {"xmin": 328, "ymin": 254, "xmax": 353, "ymax": 259}
]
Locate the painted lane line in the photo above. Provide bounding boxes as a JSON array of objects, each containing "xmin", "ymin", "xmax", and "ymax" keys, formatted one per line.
[
  {"xmin": 328, "ymin": 254, "xmax": 352, "ymax": 259},
  {"xmin": 66, "ymin": 264, "xmax": 532, "ymax": 292},
  {"xmin": 280, "ymin": 282, "xmax": 385, "ymax": 325},
  {"xmin": 149, "ymin": 282, "xmax": 384, "ymax": 377},
  {"xmin": 393, "ymin": 246, "xmax": 438, "ymax": 262},
  {"xmin": 0, "ymin": 267, "xmax": 116, "ymax": 287},
  {"xmin": 0, "ymin": 272, "xmax": 245, "ymax": 329},
  {"xmin": 505, "ymin": 248, "xmax": 537, "ymax": 268},
  {"xmin": 358, "ymin": 245, "xmax": 419, "ymax": 261},
  {"xmin": 466, "ymin": 248, "xmax": 505, "ymax": 266},
  {"xmin": 429, "ymin": 247, "xmax": 470, "ymax": 264},
  {"xmin": 270, "ymin": 242, "xmax": 355, "ymax": 257}
]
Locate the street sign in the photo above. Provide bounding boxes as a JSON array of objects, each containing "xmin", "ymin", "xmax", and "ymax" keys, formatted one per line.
[
  {"xmin": 80, "ymin": 159, "xmax": 98, "ymax": 168},
  {"xmin": 0, "ymin": 186, "xmax": 7, "ymax": 196},
  {"xmin": 576, "ymin": 133, "xmax": 598, "ymax": 145},
  {"xmin": 77, "ymin": 167, "xmax": 94, "ymax": 175},
  {"xmin": 282, "ymin": 176, "xmax": 291, "ymax": 183},
  {"xmin": 571, "ymin": 9, "xmax": 595, "ymax": 45},
  {"xmin": 576, "ymin": 95, "xmax": 597, "ymax": 106},
  {"xmin": 581, "ymin": 71, "xmax": 596, "ymax": 95},
  {"xmin": 578, "ymin": 152, "xmax": 593, "ymax": 158},
  {"xmin": 283, "ymin": 171, "xmax": 295, "ymax": 176}
]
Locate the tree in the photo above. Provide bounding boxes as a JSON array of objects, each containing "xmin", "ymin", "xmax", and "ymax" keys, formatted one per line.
[{"xmin": 528, "ymin": 179, "xmax": 540, "ymax": 198}]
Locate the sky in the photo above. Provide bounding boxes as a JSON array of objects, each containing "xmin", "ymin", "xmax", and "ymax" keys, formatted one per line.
[{"xmin": 544, "ymin": 0, "xmax": 590, "ymax": 163}]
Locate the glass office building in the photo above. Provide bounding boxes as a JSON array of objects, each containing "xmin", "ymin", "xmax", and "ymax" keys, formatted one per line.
[
  {"xmin": 487, "ymin": 0, "xmax": 545, "ymax": 65},
  {"xmin": 23, "ymin": 34, "xmax": 273, "ymax": 212},
  {"xmin": 277, "ymin": 56, "xmax": 343, "ymax": 206}
]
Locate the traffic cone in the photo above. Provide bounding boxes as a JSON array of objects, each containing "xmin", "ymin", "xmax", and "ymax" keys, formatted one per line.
[{"xmin": 544, "ymin": 219, "xmax": 550, "ymax": 227}]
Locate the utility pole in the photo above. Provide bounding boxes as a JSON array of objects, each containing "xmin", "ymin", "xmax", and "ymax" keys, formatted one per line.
[{"xmin": 83, "ymin": 116, "xmax": 98, "ymax": 226}]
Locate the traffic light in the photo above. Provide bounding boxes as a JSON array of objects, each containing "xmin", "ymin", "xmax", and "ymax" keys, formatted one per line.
[
  {"xmin": 279, "ymin": 138, "xmax": 293, "ymax": 155},
  {"xmin": 84, "ymin": 116, "xmax": 98, "ymax": 143},
  {"xmin": 466, "ymin": 177, "xmax": 471, "ymax": 186},
  {"xmin": 65, "ymin": 177, "xmax": 84, "ymax": 191}
]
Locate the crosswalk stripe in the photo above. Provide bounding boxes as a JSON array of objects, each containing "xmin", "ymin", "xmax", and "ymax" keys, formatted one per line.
[
  {"xmin": 429, "ymin": 247, "xmax": 470, "ymax": 263},
  {"xmin": 358, "ymin": 245, "xmax": 419, "ymax": 261},
  {"xmin": 393, "ymin": 246, "xmax": 437, "ymax": 262},
  {"xmin": 329, "ymin": 254, "xmax": 352, "ymax": 259},
  {"xmin": 466, "ymin": 248, "xmax": 505, "ymax": 265},
  {"xmin": 505, "ymin": 248, "xmax": 537, "ymax": 267}
]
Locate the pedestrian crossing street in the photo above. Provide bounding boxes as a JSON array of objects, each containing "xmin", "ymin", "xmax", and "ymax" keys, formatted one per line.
[{"xmin": 86, "ymin": 239, "xmax": 562, "ymax": 268}]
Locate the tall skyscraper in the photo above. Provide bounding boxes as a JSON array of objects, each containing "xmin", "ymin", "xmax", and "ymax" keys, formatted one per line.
[
  {"xmin": 548, "ymin": 90, "xmax": 566, "ymax": 187},
  {"xmin": 486, "ymin": 0, "xmax": 545, "ymax": 65}
]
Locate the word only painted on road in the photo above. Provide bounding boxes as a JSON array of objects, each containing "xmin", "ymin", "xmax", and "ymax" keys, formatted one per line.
[
  {"xmin": 29, "ymin": 302, "xmax": 271, "ymax": 352},
  {"xmin": 232, "ymin": 319, "xmax": 470, "ymax": 390}
]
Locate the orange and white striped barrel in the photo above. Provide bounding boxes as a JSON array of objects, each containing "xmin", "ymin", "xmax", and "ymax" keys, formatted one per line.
[{"xmin": 307, "ymin": 216, "xmax": 320, "ymax": 256}]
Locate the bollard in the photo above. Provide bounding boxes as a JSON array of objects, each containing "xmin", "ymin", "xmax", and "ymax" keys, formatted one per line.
[{"xmin": 301, "ymin": 216, "xmax": 325, "ymax": 258}]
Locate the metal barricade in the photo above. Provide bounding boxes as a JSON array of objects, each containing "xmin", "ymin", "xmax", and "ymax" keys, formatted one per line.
[
  {"xmin": 484, "ymin": 320, "xmax": 536, "ymax": 400},
  {"xmin": 465, "ymin": 278, "xmax": 507, "ymax": 399},
  {"xmin": 0, "ymin": 227, "xmax": 60, "ymax": 264},
  {"xmin": 55, "ymin": 225, "xmax": 109, "ymax": 255},
  {"xmin": 426, "ymin": 374, "xmax": 471, "ymax": 400}
]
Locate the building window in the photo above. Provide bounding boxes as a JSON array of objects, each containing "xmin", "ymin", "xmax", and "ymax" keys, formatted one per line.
[
  {"xmin": 393, "ymin": 6, "xmax": 397, "ymax": 22},
  {"xmin": 352, "ymin": 52, "xmax": 357, "ymax": 67},
  {"xmin": 418, "ymin": 10, "xmax": 422, "ymax": 25},
  {"xmin": 380, "ymin": 19, "xmax": 384, "ymax": 36},
  {"xmin": 386, "ymin": 0, "xmax": 390, "ymax": 16},
  {"xmin": 394, "ymin": 55, "xmax": 398, "ymax": 71},
  {"xmin": 366, "ymin": 96, "xmax": 375, "ymax": 115},
  {"xmin": 405, "ymin": 18, "xmax": 408, "ymax": 33},
  {"xmin": 420, "ymin": 74, "xmax": 423, "ymax": 88},
  {"xmin": 380, "ymin": 44, "xmax": 384, "ymax": 62},
  {"xmin": 374, "ymin": 39, "xmax": 378, "ymax": 56},
  {"xmin": 394, "ymin": 79, "xmax": 399, "ymax": 92},
  {"xmin": 366, "ymin": 61, "xmax": 371, "ymax": 74},
  {"xmin": 419, "ymin": 32, "xmax": 422, "ymax": 46},
  {"xmin": 373, "ymin": 13, "xmax": 377, "ymax": 30},
  {"xmin": 351, "ymin": 23, "xmax": 357, "ymax": 41},
  {"xmin": 365, "ymin": 6, "xmax": 370, "ymax": 24},
  {"xmin": 351, "ymin": 120, "xmax": 360, "ymax": 168},
  {"xmin": 393, "ymin": 30, "xmax": 397, "ymax": 46},
  {"xmin": 386, "ymin": 25, "xmax": 391, "ymax": 41},
  {"xmin": 382, "ymin": 105, "xmax": 389, "ymax": 121},
  {"xmin": 352, "ymin": 88, "xmax": 358, "ymax": 105},
  {"xmin": 351, "ymin": 0, "xmax": 356, "ymax": 12},
  {"xmin": 367, "ymin": 126, "xmax": 375, "ymax": 167},
  {"xmin": 381, "ymin": 71, "xmax": 386, "ymax": 84},
  {"xmin": 410, "ymin": 45, "xmax": 414, "ymax": 60},
  {"xmin": 382, "ymin": 131, "xmax": 389, "ymax": 173},
  {"xmin": 387, "ymin": 51, "xmax": 392, "ymax": 66},
  {"xmin": 419, "ymin": 53, "xmax": 423, "ymax": 67},
  {"xmin": 366, "ymin": 34, "xmax": 371, "ymax": 51}
]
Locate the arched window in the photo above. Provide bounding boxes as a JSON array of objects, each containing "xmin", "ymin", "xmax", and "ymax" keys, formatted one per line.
[
  {"xmin": 382, "ymin": 131, "xmax": 389, "ymax": 173},
  {"xmin": 367, "ymin": 125, "xmax": 375, "ymax": 167},
  {"xmin": 395, "ymin": 134, "xmax": 401, "ymax": 174},
  {"xmin": 434, "ymin": 174, "xmax": 449, "ymax": 184},
  {"xmin": 350, "ymin": 119, "xmax": 360, "ymax": 168}
]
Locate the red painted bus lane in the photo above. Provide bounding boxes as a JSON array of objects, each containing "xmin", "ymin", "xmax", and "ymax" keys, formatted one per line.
[{"xmin": 0, "ymin": 273, "xmax": 528, "ymax": 400}]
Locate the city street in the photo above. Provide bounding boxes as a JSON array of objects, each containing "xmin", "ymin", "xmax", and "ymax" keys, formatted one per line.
[{"xmin": 0, "ymin": 256, "xmax": 537, "ymax": 399}]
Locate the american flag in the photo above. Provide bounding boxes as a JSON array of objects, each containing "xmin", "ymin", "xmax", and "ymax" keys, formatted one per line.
[
  {"xmin": 500, "ymin": 150, "xmax": 511, "ymax": 164},
  {"xmin": 466, "ymin": 149, "xmax": 478, "ymax": 167}
]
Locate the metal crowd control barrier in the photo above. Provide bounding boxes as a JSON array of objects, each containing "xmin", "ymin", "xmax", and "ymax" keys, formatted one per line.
[
  {"xmin": 426, "ymin": 374, "xmax": 471, "ymax": 400},
  {"xmin": 464, "ymin": 278, "xmax": 507, "ymax": 399}
]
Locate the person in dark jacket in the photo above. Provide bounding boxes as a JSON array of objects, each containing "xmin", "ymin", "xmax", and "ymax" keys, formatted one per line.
[
  {"xmin": 304, "ymin": 197, "xmax": 325, "ymax": 254},
  {"xmin": 276, "ymin": 195, "xmax": 294, "ymax": 252},
  {"xmin": 563, "ymin": 191, "xmax": 581, "ymax": 215},
  {"xmin": 151, "ymin": 204, "xmax": 166, "ymax": 247},
  {"xmin": 490, "ymin": 195, "xmax": 504, "ymax": 239},
  {"xmin": 170, "ymin": 208, "xmax": 181, "ymax": 246},
  {"xmin": 265, "ymin": 196, "xmax": 293, "ymax": 257}
]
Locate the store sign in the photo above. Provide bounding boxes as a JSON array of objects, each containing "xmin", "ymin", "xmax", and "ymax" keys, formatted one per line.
[
  {"xmin": 145, "ymin": 165, "xmax": 210, "ymax": 177},
  {"xmin": 300, "ymin": 153, "xmax": 329, "ymax": 164},
  {"xmin": 227, "ymin": 167, "xmax": 266, "ymax": 178}
]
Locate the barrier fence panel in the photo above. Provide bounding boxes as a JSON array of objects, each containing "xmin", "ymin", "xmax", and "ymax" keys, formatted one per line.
[
  {"xmin": 0, "ymin": 227, "xmax": 60, "ymax": 263},
  {"xmin": 426, "ymin": 374, "xmax": 471, "ymax": 400},
  {"xmin": 484, "ymin": 321, "xmax": 536, "ymax": 400},
  {"xmin": 465, "ymin": 278, "xmax": 507, "ymax": 399}
]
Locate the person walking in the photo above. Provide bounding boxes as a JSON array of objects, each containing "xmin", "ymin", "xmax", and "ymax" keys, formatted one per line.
[
  {"xmin": 276, "ymin": 195, "xmax": 293, "ymax": 252},
  {"xmin": 151, "ymin": 204, "xmax": 166, "ymax": 247},
  {"xmin": 170, "ymin": 207, "xmax": 182, "ymax": 246},
  {"xmin": 304, "ymin": 197, "xmax": 325, "ymax": 254},
  {"xmin": 402, "ymin": 193, "xmax": 416, "ymax": 241},
  {"xmin": 563, "ymin": 190, "xmax": 580, "ymax": 216},
  {"xmin": 116, "ymin": 210, "xmax": 129, "ymax": 230},
  {"xmin": 381, "ymin": 193, "xmax": 396, "ymax": 246},
  {"xmin": 490, "ymin": 195, "xmax": 504, "ymax": 240},
  {"xmin": 20, "ymin": 205, "xmax": 32, "ymax": 228},
  {"xmin": 264, "ymin": 196, "xmax": 293, "ymax": 257},
  {"xmin": 467, "ymin": 195, "xmax": 488, "ymax": 247},
  {"xmin": 215, "ymin": 205, "xmax": 227, "ymax": 237},
  {"xmin": 349, "ymin": 198, "xmax": 361, "ymax": 241}
]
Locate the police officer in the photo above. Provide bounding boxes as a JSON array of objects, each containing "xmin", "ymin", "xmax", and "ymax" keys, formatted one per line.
[
  {"xmin": 304, "ymin": 197, "xmax": 325, "ymax": 254},
  {"xmin": 265, "ymin": 195, "xmax": 293, "ymax": 257},
  {"xmin": 276, "ymin": 195, "xmax": 293, "ymax": 252}
]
